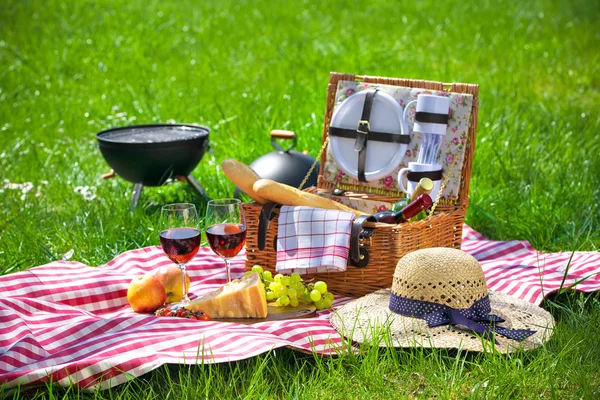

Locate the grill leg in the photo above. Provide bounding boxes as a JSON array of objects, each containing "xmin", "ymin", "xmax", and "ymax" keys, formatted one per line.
[
  {"xmin": 131, "ymin": 182, "xmax": 143, "ymax": 210},
  {"xmin": 185, "ymin": 174, "xmax": 210, "ymax": 200}
]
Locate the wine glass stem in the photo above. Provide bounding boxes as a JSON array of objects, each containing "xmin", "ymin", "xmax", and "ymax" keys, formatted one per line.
[
  {"xmin": 178, "ymin": 263, "xmax": 189, "ymax": 302},
  {"xmin": 224, "ymin": 258, "xmax": 231, "ymax": 283}
]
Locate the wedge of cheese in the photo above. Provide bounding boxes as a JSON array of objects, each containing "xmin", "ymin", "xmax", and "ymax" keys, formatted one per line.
[{"xmin": 187, "ymin": 272, "xmax": 268, "ymax": 318}]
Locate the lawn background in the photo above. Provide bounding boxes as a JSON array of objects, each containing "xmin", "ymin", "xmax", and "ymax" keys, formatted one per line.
[{"xmin": 1, "ymin": 0, "xmax": 599, "ymax": 398}]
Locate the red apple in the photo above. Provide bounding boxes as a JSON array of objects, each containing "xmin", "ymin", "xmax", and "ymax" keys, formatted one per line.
[
  {"xmin": 154, "ymin": 266, "xmax": 191, "ymax": 304},
  {"xmin": 127, "ymin": 275, "xmax": 167, "ymax": 313}
]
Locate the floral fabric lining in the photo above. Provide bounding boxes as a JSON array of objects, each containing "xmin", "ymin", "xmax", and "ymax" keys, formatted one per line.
[
  {"xmin": 318, "ymin": 193, "xmax": 395, "ymax": 214},
  {"xmin": 322, "ymin": 81, "xmax": 474, "ymax": 201}
]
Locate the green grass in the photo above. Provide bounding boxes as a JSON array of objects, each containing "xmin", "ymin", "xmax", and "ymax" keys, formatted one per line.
[{"xmin": 1, "ymin": 0, "xmax": 599, "ymax": 398}]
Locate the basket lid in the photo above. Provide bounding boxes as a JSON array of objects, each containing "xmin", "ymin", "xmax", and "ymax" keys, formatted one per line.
[{"xmin": 318, "ymin": 73, "xmax": 479, "ymax": 209}]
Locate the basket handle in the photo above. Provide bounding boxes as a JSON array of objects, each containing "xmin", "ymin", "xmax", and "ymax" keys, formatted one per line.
[
  {"xmin": 348, "ymin": 215, "xmax": 376, "ymax": 267},
  {"xmin": 258, "ymin": 202, "xmax": 280, "ymax": 251}
]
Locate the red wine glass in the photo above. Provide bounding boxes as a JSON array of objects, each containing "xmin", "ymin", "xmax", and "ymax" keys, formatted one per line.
[
  {"xmin": 204, "ymin": 198, "xmax": 246, "ymax": 283},
  {"xmin": 160, "ymin": 203, "xmax": 200, "ymax": 307}
]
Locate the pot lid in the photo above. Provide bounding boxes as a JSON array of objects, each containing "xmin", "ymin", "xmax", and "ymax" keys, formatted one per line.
[
  {"xmin": 329, "ymin": 90, "xmax": 408, "ymax": 181},
  {"xmin": 249, "ymin": 150, "xmax": 319, "ymax": 188}
]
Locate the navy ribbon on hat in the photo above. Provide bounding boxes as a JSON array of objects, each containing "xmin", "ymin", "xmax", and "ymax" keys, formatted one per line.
[{"xmin": 389, "ymin": 293, "xmax": 536, "ymax": 343}]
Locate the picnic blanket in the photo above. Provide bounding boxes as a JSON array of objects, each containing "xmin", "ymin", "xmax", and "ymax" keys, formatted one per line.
[{"xmin": 1, "ymin": 225, "xmax": 599, "ymax": 391}]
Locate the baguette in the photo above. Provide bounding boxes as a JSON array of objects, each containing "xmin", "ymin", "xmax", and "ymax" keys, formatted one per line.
[
  {"xmin": 221, "ymin": 159, "xmax": 268, "ymax": 204},
  {"xmin": 252, "ymin": 178, "xmax": 367, "ymax": 217}
]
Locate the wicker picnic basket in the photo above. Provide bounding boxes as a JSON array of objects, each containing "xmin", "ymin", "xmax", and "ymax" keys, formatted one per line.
[{"xmin": 241, "ymin": 72, "xmax": 479, "ymax": 297}]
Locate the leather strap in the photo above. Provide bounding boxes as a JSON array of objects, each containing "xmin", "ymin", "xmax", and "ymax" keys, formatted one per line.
[
  {"xmin": 329, "ymin": 126, "xmax": 410, "ymax": 144},
  {"xmin": 258, "ymin": 202, "xmax": 280, "ymax": 250},
  {"xmin": 355, "ymin": 90, "xmax": 377, "ymax": 182},
  {"xmin": 348, "ymin": 214, "xmax": 376, "ymax": 264},
  {"xmin": 415, "ymin": 111, "xmax": 449, "ymax": 125},
  {"xmin": 360, "ymin": 226, "xmax": 375, "ymax": 239},
  {"xmin": 351, "ymin": 248, "xmax": 370, "ymax": 268},
  {"xmin": 407, "ymin": 169, "xmax": 443, "ymax": 182}
]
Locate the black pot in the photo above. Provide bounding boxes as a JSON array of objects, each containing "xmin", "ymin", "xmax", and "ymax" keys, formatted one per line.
[
  {"xmin": 97, "ymin": 124, "xmax": 210, "ymax": 186},
  {"xmin": 236, "ymin": 130, "xmax": 319, "ymax": 197}
]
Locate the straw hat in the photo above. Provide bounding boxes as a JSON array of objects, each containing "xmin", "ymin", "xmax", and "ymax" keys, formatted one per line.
[{"xmin": 330, "ymin": 248, "xmax": 554, "ymax": 353}]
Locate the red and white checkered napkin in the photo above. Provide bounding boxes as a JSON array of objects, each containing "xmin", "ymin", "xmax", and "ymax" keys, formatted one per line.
[{"xmin": 275, "ymin": 206, "xmax": 356, "ymax": 274}]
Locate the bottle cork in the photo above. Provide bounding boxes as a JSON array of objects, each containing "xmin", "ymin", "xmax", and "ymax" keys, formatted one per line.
[{"xmin": 410, "ymin": 177, "xmax": 434, "ymax": 202}]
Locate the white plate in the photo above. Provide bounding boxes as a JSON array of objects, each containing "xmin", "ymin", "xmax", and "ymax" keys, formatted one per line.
[{"xmin": 329, "ymin": 90, "xmax": 408, "ymax": 182}]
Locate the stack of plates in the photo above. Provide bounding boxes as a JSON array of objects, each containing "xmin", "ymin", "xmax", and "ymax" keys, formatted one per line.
[{"xmin": 329, "ymin": 91, "xmax": 409, "ymax": 182}]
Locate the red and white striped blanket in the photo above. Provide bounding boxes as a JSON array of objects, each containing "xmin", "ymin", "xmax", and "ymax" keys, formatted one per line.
[{"xmin": 1, "ymin": 225, "xmax": 599, "ymax": 391}]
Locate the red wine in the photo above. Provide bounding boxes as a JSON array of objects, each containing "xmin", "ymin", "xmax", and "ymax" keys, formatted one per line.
[
  {"xmin": 160, "ymin": 227, "xmax": 201, "ymax": 264},
  {"xmin": 373, "ymin": 194, "xmax": 433, "ymax": 224},
  {"xmin": 206, "ymin": 223, "xmax": 247, "ymax": 259}
]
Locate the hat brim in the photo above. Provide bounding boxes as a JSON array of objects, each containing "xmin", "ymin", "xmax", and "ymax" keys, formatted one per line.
[{"xmin": 330, "ymin": 289, "xmax": 554, "ymax": 353}]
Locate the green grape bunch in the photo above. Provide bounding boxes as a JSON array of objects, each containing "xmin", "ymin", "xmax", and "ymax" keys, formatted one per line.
[{"xmin": 248, "ymin": 265, "xmax": 334, "ymax": 310}]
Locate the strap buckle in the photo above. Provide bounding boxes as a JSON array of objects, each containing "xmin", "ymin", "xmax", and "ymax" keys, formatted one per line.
[{"xmin": 357, "ymin": 120, "xmax": 370, "ymax": 135}]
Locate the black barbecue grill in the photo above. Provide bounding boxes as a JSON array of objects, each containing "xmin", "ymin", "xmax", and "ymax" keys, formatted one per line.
[{"xmin": 96, "ymin": 124, "xmax": 210, "ymax": 209}]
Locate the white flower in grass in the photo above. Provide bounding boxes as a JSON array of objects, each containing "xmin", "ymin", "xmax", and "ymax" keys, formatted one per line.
[
  {"xmin": 74, "ymin": 185, "xmax": 97, "ymax": 201},
  {"xmin": 3, "ymin": 181, "xmax": 34, "ymax": 194},
  {"xmin": 21, "ymin": 182, "xmax": 34, "ymax": 193}
]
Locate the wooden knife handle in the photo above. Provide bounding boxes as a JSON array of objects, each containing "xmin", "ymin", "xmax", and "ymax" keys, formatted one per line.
[{"xmin": 102, "ymin": 170, "xmax": 116, "ymax": 179}]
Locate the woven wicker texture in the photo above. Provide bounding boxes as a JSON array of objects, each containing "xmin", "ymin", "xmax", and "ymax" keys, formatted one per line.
[
  {"xmin": 392, "ymin": 248, "xmax": 487, "ymax": 308},
  {"xmin": 243, "ymin": 73, "xmax": 479, "ymax": 297},
  {"xmin": 330, "ymin": 248, "xmax": 555, "ymax": 353}
]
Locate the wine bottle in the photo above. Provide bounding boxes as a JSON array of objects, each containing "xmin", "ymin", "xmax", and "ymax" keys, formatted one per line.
[
  {"xmin": 392, "ymin": 198, "xmax": 409, "ymax": 212},
  {"xmin": 373, "ymin": 194, "xmax": 433, "ymax": 224}
]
